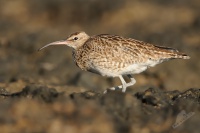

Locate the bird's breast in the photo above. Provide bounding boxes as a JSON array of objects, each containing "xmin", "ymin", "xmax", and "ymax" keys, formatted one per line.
[{"xmin": 72, "ymin": 49, "xmax": 90, "ymax": 71}]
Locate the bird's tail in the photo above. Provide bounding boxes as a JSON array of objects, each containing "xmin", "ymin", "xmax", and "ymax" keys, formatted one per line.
[
  {"xmin": 173, "ymin": 52, "xmax": 190, "ymax": 59},
  {"xmin": 154, "ymin": 45, "xmax": 190, "ymax": 60}
]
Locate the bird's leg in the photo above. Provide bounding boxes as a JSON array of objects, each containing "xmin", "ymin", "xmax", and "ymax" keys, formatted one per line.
[
  {"xmin": 103, "ymin": 75, "xmax": 136, "ymax": 94},
  {"xmin": 126, "ymin": 74, "xmax": 136, "ymax": 87},
  {"xmin": 104, "ymin": 76, "xmax": 126, "ymax": 93},
  {"xmin": 116, "ymin": 75, "xmax": 136, "ymax": 93},
  {"xmin": 119, "ymin": 75, "xmax": 127, "ymax": 92}
]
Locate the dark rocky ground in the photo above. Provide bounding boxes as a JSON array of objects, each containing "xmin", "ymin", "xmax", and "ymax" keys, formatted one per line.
[{"xmin": 0, "ymin": 0, "xmax": 200, "ymax": 133}]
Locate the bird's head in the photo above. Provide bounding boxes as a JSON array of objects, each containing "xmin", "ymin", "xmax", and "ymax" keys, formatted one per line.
[{"xmin": 38, "ymin": 31, "xmax": 90, "ymax": 51}]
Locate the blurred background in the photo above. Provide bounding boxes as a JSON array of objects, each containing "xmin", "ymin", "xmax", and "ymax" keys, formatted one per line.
[
  {"xmin": 0, "ymin": 1, "xmax": 200, "ymax": 133},
  {"xmin": 0, "ymin": 0, "xmax": 199, "ymax": 93}
]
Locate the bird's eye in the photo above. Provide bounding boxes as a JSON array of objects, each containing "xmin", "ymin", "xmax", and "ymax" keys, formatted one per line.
[{"xmin": 74, "ymin": 37, "xmax": 78, "ymax": 40}]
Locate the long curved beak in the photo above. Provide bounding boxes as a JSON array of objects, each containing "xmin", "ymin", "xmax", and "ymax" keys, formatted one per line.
[{"xmin": 38, "ymin": 40, "xmax": 68, "ymax": 51}]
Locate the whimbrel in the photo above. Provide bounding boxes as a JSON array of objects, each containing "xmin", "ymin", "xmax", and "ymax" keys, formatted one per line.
[{"xmin": 39, "ymin": 31, "xmax": 190, "ymax": 93}]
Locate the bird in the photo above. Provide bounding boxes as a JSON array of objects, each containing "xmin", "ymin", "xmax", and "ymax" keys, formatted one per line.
[{"xmin": 38, "ymin": 31, "xmax": 190, "ymax": 93}]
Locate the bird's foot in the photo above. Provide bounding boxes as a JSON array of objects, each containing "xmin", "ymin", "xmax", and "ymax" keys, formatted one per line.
[
  {"xmin": 121, "ymin": 81, "xmax": 135, "ymax": 92},
  {"xmin": 103, "ymin": 85, "xmax": 122, "ymax": 94},
  {"xmin": 121, "ymin": 75, "xmax": 136, "ymax": 92},
  {"xmin": 103, "ymin": 75, "xmax": 136, "ymax": 94}
]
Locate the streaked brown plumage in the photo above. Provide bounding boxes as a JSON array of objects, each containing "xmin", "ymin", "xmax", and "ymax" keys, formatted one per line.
[{"xmin": 39, "ymin": 31, "xmax": 190, "ymax": 93}]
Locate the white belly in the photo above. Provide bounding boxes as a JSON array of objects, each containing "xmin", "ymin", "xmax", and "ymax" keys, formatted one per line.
[
  {"xmin": 119, "ymin": 59, "xmax": 163, "ymax": 75},
  {"xmin": 119, "ymin": 64, "xmax": 148, "ymax": 75},
  {"xmin": 88, "ymin": 63, "xmax": 148, "ymax": 77},
  {"xmin": 88, "ymin": 59, "xmax": 163, "ymax": 77}
]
